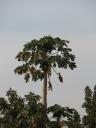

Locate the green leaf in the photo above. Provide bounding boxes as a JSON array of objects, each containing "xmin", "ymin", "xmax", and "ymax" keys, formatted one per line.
[
  {"xmin": 24, "ymin": 73, "xmax": 30, "ymax": 83},
  {"xmin": 58, "ymin": 73, "xmax": 63, "ymax": 83},
  {"xmin": 48, "ymin": 81, "xmax": 52, "ymax": 91}
]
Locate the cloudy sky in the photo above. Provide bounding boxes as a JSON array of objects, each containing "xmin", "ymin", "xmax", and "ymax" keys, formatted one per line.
[{"xmin": 0, "ymin": 0, "xmax": 96, "ymax": 115}]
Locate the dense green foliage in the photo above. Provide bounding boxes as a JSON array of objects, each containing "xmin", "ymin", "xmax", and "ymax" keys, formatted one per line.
[
  {"xmin": 48, "ymin": 104, "xmax": 82, "ymax": 128},
  {"xmin": 2, "ymin": 85, "xmax": 96, "ymax": 128},
  {"xmin": 82, "ymin": 85, "xmax": 96, "ymax": 128},
  {"xmin": 0, "ymin": 89, "xmax": 45, "ymax": 128},
  {"xmin": 15, "ymin": 35, "xmax": 76, "ymax": 87},
  {"xmin": 1, "ymin": 85, "xmax": 96, "ymax": 128},
  {"xmin": 0, "ymin": 89, "xmax": 82, "ymax": 128}
]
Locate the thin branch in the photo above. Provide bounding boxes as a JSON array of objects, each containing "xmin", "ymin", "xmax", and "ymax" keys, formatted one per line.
[{"xmin": 51, "ymin": 65, "xmax": 59, "ymax": 75}]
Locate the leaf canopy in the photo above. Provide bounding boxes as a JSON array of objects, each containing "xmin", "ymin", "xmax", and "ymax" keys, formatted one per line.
[{"xmin": 15, "ymin": 36, "xmax": 76, "ymax": 82}]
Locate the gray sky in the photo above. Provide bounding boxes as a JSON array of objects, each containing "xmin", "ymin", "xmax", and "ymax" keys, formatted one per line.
[{"xmin": 0, "ymin": 0, "xmax": 96, "ymax": 116}]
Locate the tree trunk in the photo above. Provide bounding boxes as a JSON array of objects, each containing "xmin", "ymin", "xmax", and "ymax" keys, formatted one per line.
[{"xmin": 43, "ymin": 72, "xmax": 47, "ymax": 127}]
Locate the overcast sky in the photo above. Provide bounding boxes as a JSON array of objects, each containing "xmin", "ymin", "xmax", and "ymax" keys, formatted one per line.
[{"xmin": 0, "ymin": 0, "xmax": 96, "ymax": 116}]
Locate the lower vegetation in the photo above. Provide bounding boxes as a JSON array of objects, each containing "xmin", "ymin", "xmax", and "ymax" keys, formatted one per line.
[{"xmin": 0, "ymin": 85, "xmax": 96, "ymax": 128}]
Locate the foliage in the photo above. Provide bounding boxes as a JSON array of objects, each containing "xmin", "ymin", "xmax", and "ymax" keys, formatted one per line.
[
  {"xmin": 82, "ymin": 85, "xmax": 96, "ymax": 128},
  {"xmin": 0, "ymin": 89, "xmax": 45, "ymax": 128},
  {"xmin": 15, "ymin": 35, "xmax": 76, "ymax": 87},
  {"xmin": 48, "ymin": 104, "xmax": 82, "ymax": 128},
  {"xmin": 0, "ymin": 89, "xmax": 82, "ymax": 128},
  {"xmin": 66, "ymin": 108, "xmax": 82, "ymax": 128}
]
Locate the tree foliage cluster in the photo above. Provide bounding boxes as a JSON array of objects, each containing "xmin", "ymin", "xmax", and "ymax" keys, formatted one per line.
[
  {"xmin": 82, "ymin": 85, "xmax": 96, "ymax": 128},
  {"xmin": 15, "ymin": 36, "xmax": 76, "ymax": 87},
  {"xmin": 0, "ymin": 89, "xmax": 45, "ymax": 128},
  {"xmin": 0, "ymin": 89, "xmax": 82, "ymax": 128},
  {"xmin": 0, "ymin": 85, "xmax": 96, "ymax": 128}
]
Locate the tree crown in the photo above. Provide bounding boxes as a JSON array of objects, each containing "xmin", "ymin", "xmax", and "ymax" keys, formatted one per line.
[{"xmin": 15, "ymin": 36, "xmax": 77, "ymax": 83}]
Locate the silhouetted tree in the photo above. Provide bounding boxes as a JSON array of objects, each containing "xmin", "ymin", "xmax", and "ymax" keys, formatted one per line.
[
  {"xmin": 0, "ymin": 89, "xmax": 45, "ymax": 128},
  {"xmin": 82, "ymin": 85, "xmax": 96, "ymax": 128},
  {"xmin": 66, "ymin": 108, "xmax": 82, "ymax": 128},
  {"xmin": 0, "ymin": 88, "xmax": 83, "ymax": 128},
  {"xmin": 14, "ymin": 36, "xmax": 77, "ymax": 127},
  {"xmin": 48, "ymin": 104, "xmax": 66, "ymax": 128},
  {"xmin": 48, "ymin": 104, "xmax": 82, "ymax": 128}
]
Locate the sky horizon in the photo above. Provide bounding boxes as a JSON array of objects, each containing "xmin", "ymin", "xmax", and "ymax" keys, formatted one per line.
[{"xmin": 0, "ymin": 0, "xmax": 96, "ymax": 116}]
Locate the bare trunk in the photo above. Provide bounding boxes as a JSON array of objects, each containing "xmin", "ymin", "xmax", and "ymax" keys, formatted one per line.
[{"xmin": 43, "ymin": 72, "xmax": 47, "ymax": 127}]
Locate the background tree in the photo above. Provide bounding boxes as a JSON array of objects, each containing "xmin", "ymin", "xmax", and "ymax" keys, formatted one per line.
[
  {"xmin": 66, "ymin": 108, "xmax": 82, "ymax": 128},
  {"xmin": 0, "ymin": 88, "xmax": 82, "ymax": 128},
  {"xmin": 48, "ymin": 104, "xmax": 82, "ymax": 128},
  {"xmin": 0, "ymin": 89, "xmax": 45, "ymax": 128},
  {"xmin": 14, "ymin": 36, "xmax": 77, "ymax": 126},
  {"xmin": 48, "ymin": 104, "xmax": 66, "ymax": 128},
  {"xmin": 0, "ymin": 88, "xmax": 24, "ymax": 128},
  {"xmin": 82, "ymin": 85, "xmax": 96, "ymax": 128}
]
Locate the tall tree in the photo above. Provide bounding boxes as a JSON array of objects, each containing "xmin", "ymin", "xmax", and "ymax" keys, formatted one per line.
[
  {"xmin": 82, "ymin": 85, "xmax": 96, "ymax": 128},
  {"xmin": 14, "ymin": 36, "xmax": 76, "ymax": 126}
]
